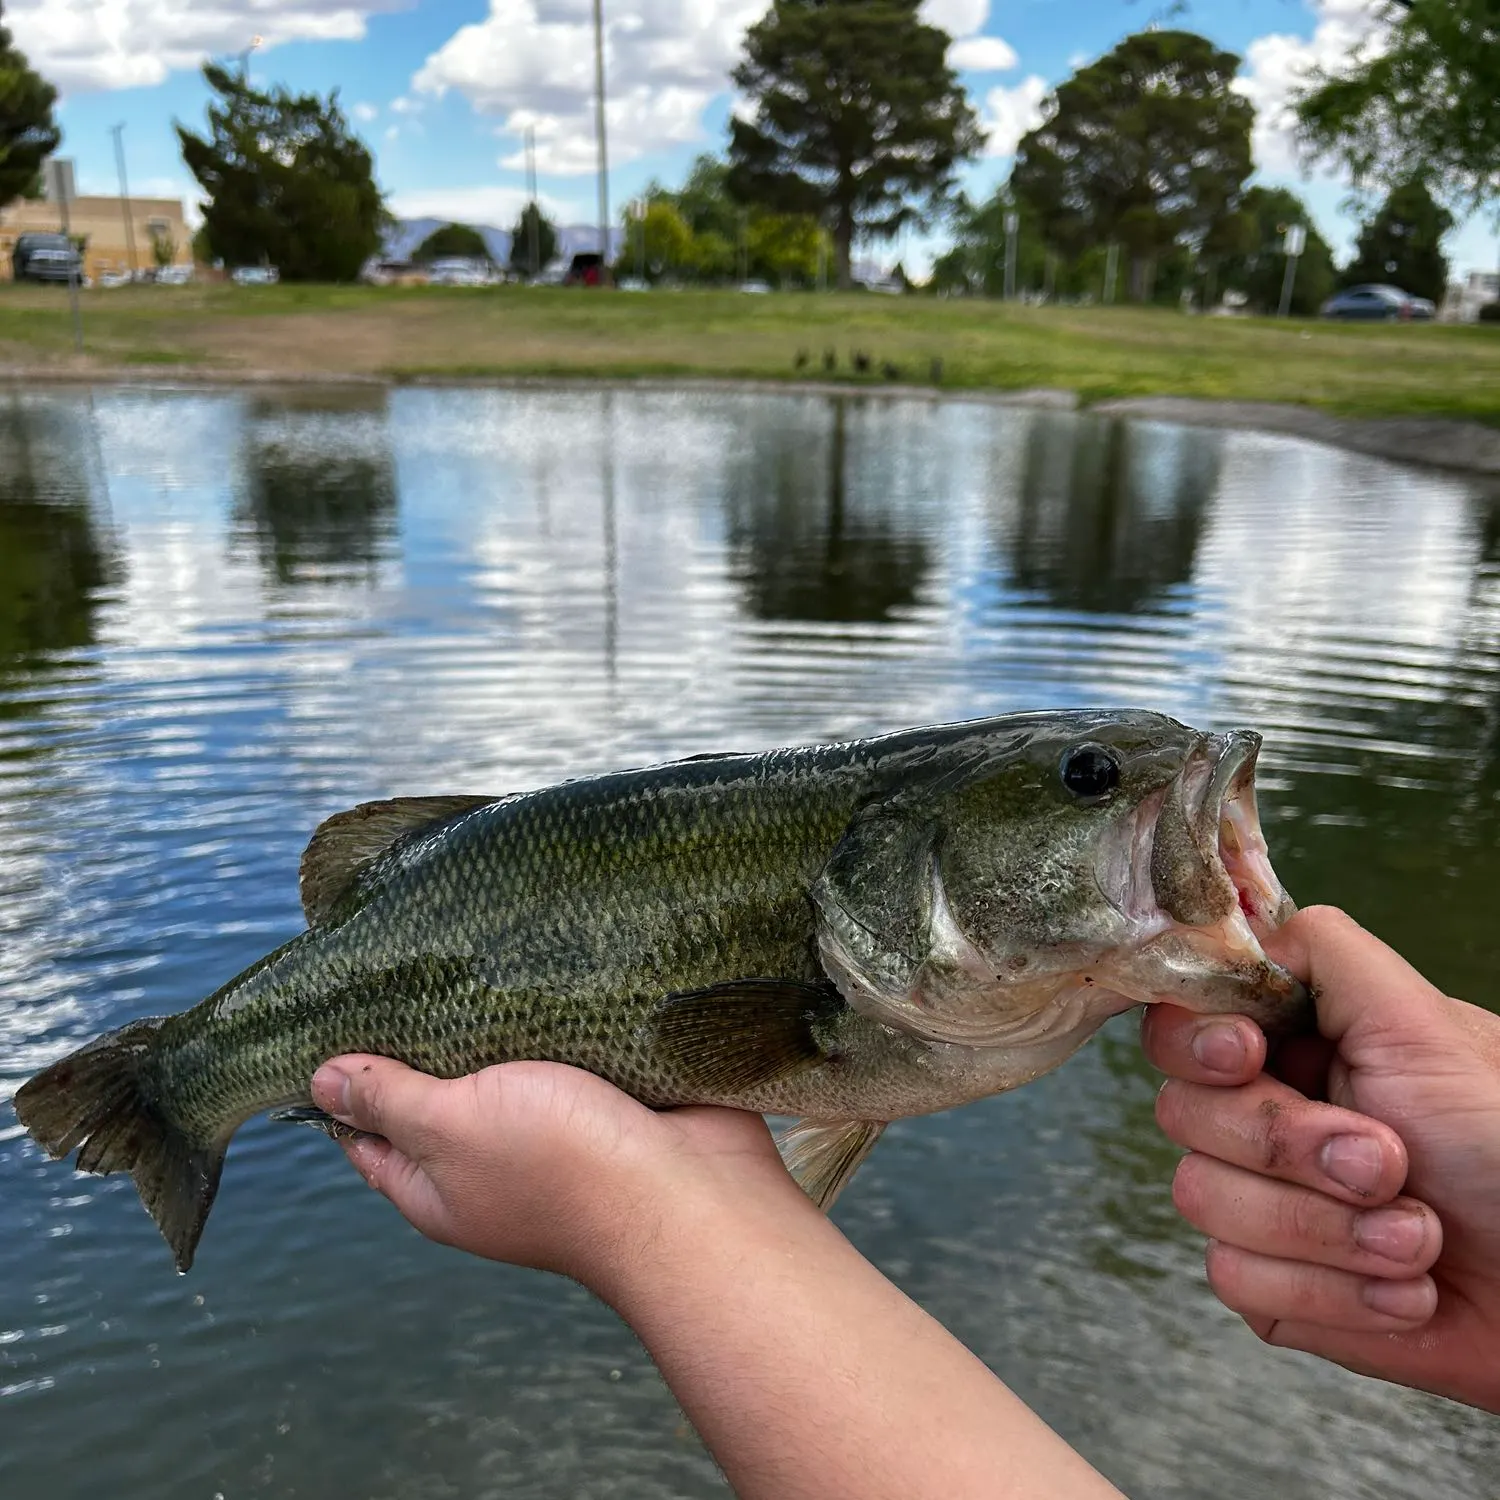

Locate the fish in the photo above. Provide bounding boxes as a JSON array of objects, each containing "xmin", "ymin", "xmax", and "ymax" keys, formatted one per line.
[{"xmin": 14, "ymin": 710, "xmax": 1308, "ymax": 1273}]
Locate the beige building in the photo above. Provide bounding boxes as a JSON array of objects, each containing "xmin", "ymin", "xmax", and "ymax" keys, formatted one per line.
[{"xmin": 0, "ymin": 194, "xmax": 192, "ymax": 281}]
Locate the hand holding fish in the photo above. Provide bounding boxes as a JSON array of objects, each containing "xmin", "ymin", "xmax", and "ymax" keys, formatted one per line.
[
  {"xmin": 312, "ymin": 1052, "xmax": 1128, "ymax": 1500},
  {"xmin": 1144, "ymin": 905, "xmax": 1500, "ymax": 1414}
]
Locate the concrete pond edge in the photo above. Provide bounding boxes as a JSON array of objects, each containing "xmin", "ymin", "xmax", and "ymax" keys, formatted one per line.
[{"xmin": 3, "ymin": 365, "xmax": 1498, "ymax": 478}]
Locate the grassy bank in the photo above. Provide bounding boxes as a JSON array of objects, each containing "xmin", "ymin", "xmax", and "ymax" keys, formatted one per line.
[{"xmin": 1, "ymin": 281, "xmax": 1497, "ymax": 424}]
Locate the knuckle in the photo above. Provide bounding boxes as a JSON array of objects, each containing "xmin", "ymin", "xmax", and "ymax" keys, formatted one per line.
[{"xmin": 1254, "ymin": 1097, "xmax": 1293, "ymax": 1172}]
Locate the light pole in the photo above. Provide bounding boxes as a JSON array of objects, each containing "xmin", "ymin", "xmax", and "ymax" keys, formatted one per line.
[
  {"xmin": 1003, "ymin": 210, "xmax": 1019, "ymax": 301},
  {"xmin": 591, "ymin": 0, "xmax": 610, "ymax": 281},
  {"xmin": 524, "ymin": 125, "xmax": 541, "ymax": 277},
  {"xmin": 110, "ymin": 123, "xmax": 139, "ymax": 278},
  {"xmin": 239, "ymin": 35, "xmax": 262, "ymax": 80}
]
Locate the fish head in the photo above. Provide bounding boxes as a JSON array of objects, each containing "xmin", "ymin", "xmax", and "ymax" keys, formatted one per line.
[{"xmin": 814, "ymin": 711, "xmax": 1309, "ymax": 1060}]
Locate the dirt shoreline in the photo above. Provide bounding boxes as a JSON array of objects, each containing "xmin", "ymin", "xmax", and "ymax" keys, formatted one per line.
[{"xmin": 4, "ymin": 364, "xmax": 1498, "ymax": 477}]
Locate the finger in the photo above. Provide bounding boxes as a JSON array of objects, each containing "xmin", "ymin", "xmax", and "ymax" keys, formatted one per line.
[
  {"xmin": 312, "ymin": 1055, "xmax": 449, "ymax": 1157},
  {"xmin": 1174, "ymin": 1154, "xmax": 1442, "ymax": 1278},
  {"xmin": 1141, "ymin": 1005, "xmax": 1266, "ymax": 1085},
  {"xmin": 1156, "ymin": 1074, "xmax": 1408, "ymax": 1203},
  {"xmin": 339, "ymin": 1135, "xmax": 450, "ymax": 1240},
  {"xmin": 1206, "ymin": 1241, "xmax": 1438, "ymax": 1333},
  {"xmin": 1261, "ymin": 906, "xmax": 1452, "ymax": 1049}
]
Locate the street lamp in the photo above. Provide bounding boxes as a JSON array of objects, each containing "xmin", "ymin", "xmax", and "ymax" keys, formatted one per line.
[
  {"xmin": 592, "ymin": 0, "xmax": 610, "ymax": 280},
  {"xmin": 240, "ymin": 35, "xmax": 262, "ymax": 80}
]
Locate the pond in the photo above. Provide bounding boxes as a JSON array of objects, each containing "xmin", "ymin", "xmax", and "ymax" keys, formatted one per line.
[{"xmin": 0, "ymin": 385, "xmax": 1496, "ymax": 1499}]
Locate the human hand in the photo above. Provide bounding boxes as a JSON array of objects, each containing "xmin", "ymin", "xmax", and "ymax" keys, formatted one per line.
[
  {"xmin": 308, "ymin": 1057, "xmax": 811, "ymax": 1300},
  {"xmin": 1142, "ymin": 906, "xmax": 1500, "ymax": 1413}
]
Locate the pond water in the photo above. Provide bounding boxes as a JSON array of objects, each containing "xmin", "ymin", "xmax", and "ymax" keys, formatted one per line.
[{"xmin": 0, "ymin": 385, "xmax": 1496, "ymax": 1499}]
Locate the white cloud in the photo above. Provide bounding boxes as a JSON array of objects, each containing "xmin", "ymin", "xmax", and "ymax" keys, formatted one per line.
[
  {"xmin": 5, "ymin": 1, "xmax": 408, "ymax": 93},
  {"xmin": 413, "ymin": 0, "xmax": 770, "ymax": 175},
  {"xmin": 920, "ymin": 0, "xmax": 988, "ymax": 38},
  {"xmin": 1233, "ymin": 0, "xmax": 1389, "ymax": 175},
  {"xmin": 981, "ymin": 76, "xmax": 1048, "ymax": 158},
  {"xmin": 388, "ymin": 185, "xmax": 583, "ymax": 227},
  {"xmin": 949, "ymin": 35, "xmax": 1016, "ymax": 73},
  {"xmin": 351, "ymin": 101, "xmax": 379, "ymax": 123}
]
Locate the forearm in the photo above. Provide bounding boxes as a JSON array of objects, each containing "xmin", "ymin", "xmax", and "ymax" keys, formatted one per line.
[{"xmin": 596, "ymin": 1179, "xmax": 1123, "ymax": 1500}]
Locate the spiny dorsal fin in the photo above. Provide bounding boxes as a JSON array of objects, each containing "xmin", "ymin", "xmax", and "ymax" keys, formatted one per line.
[{"xmin": 299, "ymin": 795, "xmax": 498, "ymax": 928}]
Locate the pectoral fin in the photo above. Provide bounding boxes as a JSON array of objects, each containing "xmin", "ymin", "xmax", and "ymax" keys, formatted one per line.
[
  {"xmin": 776, "ymin": 1118, "xmax": 887, "ymax": 1211},
  {"xmin": 651, "ymin": 979, "xmax": 843, "ymax": 1096}
]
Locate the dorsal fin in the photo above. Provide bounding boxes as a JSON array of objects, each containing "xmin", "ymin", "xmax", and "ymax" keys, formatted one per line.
[{"xmin": 299, "ymin": 795, "xmax": 498, "ymax": 928}]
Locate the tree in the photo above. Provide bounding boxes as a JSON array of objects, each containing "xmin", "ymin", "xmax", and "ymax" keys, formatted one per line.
[
  {"xmin": 1341, "ymin": 179, "xmax": 1455, "ymax": 302},
  {"xmin": 413, "ymin": 222, "xmax": 490, "ymax": 263},
  {"xmin": 177, "ymin": 64, "xmax": 385, "ymax": 282},
  {"xmin": 1011, "ymin": 30, "xmax": 1253, "ymax": 301},
  {"xmin": 150, "ymin": 226, "xmax": 177, "ymax": 271},
  {"xmin": 1295, "ymin": 0, "xmax": 1499, "ymax": 219},
  {"xmin": 0, "ymin": 2, "xmax": 61, "ymax": 210},
  {"xmin": 728, "ymin": 0, "xmax": 982, "ymax": 288},
  {"xmin": 1216, "ymin": 187, "xmax": 1336, "ymax": 316},
  {"xmin": 620, "ymin": 201, "xmax": 694, "ymax": 281},
  {"xmin": 508, "ymin": 202, "xmax": 557, "ymax": 278}
]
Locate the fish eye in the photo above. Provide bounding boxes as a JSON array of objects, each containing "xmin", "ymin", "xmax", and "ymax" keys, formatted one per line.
[{"xmin": 1059, "ymin": 743, "xmax": 1120, "ymax": 800}]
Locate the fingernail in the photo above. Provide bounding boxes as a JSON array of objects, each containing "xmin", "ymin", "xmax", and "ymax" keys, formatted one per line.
[
  {"xmin": 1319, "ymin": 1134, "xmax": 1384, "ymax": 1196},
  {"xmin": 1191, "ymin": 1021, "xmax": 1246, "ymax": 1074},
  {"xmin": 1354, "ymin": 1207, "xmax": 1428, "ymax": 1263},
  {"xmin": 1362, "ymin": 1277, "xmax": 1435, "ymax": 1322},
  {"xmin": 311, "ymin": 1064, "xmax": 352, "ymax": 1121}
]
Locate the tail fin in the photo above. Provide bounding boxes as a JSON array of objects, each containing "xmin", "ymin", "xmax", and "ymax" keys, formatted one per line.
[{"xmin": 13, "ymin": 1018, "xmax": 224, "ymax": 1273}]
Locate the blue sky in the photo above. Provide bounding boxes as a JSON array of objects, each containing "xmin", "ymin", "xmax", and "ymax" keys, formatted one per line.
[{"xmin": 12, "ymin": 0, "xmax": 1497, "ymax": 277}]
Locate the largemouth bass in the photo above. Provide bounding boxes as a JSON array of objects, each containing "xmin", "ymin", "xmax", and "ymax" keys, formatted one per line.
[{"xmin": 15, "ymin": 710, "xmax": 1307, "ymax": 1272}]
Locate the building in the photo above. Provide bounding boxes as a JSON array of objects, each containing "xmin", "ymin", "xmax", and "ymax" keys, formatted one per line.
[{"xmin": 0, "ymin": 193, "xmax": 192, "ymax": 282}]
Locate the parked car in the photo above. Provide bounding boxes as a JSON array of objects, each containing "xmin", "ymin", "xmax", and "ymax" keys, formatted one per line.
[
  {"xmin": 564, "ymin": 252, "xmax": 606, "ymax": 286},
  {"xmin": 426, "ymin": 256, "xmax": 493, "ymax": 287},
  {"xmin": 231, "ymin": 265, "xmax": 280, "ymax": 286},
  {"xmin": 1320, "ymin": 284, "xmax": 1433, "ymax": 321},
  {"xmin": 11, "ymin": 232, "xmax": 83, "ymax": 284},
  {"xmin": 154, "ymin": 264, "xmax": 194, "ymax": 286}
]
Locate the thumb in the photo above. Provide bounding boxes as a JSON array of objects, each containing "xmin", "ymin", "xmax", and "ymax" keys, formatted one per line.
[
  {"xmin": 311, "ymin": 1054, "xmax": 450, "ymax": 1158},
  {"xmin": 1262, "ymin": 907, "xmax": 1460, "ymax": 1057}
]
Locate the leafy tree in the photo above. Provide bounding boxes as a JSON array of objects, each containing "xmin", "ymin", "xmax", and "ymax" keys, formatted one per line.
[
  {"xmin": 1011, "ymin": 30, "xmax": 1253, "ymax": 301},
  {"xmin": 1216, "ymin": 188, "xmax": 1335, "ymax": 316},
  {"xmin": 644, "ymin": 155, "xmax": 829, "ymax": 285},
  {"xmin": 620, "ymin": 201, "xmax": 694, "ymax": 281},
  {"xmin": 0, "ymin": 2, "xmax": 60, "ymax": 210},
  {"xmin": 177, "ymin": 64, "xmax": 385, "ymax": 282},
  {"xmin": 149, "ymin": 226, "xmax": 177, "ymax": 270},
  {"xmin": 729, "ymin": 0, "xmax": 982, "ymax": 288},
  {"xmin": 413, "ymin": 222, "xmax": 490, "ymax": 263},
  {"xmin": 508, "ymin": 202, "xmax": 558, "ymax": 277},
  {"xmin": 932, "ymin": 187, "xmax": 1047, "ymax": 297},
  {"xmin": 1341, "ymin": 178, "xmax": 1455, "ymax": 302},
  {"xmin": 1296, "ymin": 0, "xmax": 1499, "ymax": 219}
]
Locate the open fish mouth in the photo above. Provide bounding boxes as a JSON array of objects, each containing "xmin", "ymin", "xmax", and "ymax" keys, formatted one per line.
[{"xmin": 1187, "ymin": 731, "xmax": 1298, "ymax": 941}]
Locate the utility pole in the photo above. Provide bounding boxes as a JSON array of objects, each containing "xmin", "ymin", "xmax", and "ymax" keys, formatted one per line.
[
  {"xmin": 591, "ymin": 0, "xmax": 610, "ymax": 282},
  {"xmin": 110, "ymin": 123, "xmax": 139, "ymax": 279},
  {"xmin": 1103, "ymin": 242, "xmax": 1119, "ymax": 305},
  {"xmin": 48, "ymin": 159, "xmax": 83, "ymax": 352},
  {"xmin": 524, "ymin": 125, "xmax": 540, "ymax": 277},
  {"xmin": 1278, "ymin": 223, "xmax": 1306, "ymax": 317}
]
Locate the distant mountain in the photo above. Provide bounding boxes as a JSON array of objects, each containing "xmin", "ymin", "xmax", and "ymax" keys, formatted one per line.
[{"xmin": 383, "ymin": 218, "xmax": 624, "ymax": 267}]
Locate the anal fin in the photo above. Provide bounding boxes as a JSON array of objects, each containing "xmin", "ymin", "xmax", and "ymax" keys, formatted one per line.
[
  {"xmin": 268, "ymin": 1106, "xmax": 359, "ymax": 1141},
  {"xmin": 776, "ymin": 1118, "xmax": 887, "ymax": 1211}
]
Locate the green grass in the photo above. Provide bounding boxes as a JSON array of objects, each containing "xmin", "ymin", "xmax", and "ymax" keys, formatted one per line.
[{"xmin": 1, "ymin": 281, "xmax": 1496, "ymax": 425}]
